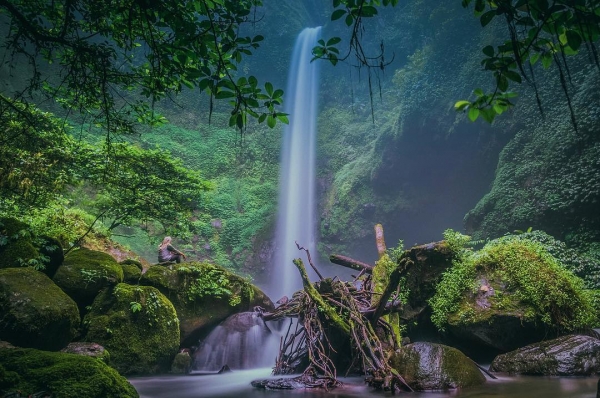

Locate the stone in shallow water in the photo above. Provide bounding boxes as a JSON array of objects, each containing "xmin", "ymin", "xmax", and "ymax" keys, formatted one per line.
[
  {"xmin": 490, "ymin": 334, "xmax": 600, "ymax": 376},
  {"xmin": 390, "ymin": 342, "xmax": 486, "ymax": 391}
]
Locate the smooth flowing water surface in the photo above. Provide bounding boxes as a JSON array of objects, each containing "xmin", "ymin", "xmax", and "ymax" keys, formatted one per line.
[{"xmin": 130, "ymin": 369, "xmax": 598, "ymax": 398}]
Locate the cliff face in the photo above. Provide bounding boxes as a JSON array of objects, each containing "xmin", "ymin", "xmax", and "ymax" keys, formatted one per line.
[{"xmin": 311, "ymin": 1, "xmax": 600, "ymax": 262}]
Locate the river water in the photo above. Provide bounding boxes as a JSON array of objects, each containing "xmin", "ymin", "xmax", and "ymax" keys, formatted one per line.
[{"xmin": 130, "ymin": 368, "xmax": 598, "ymax": 398}]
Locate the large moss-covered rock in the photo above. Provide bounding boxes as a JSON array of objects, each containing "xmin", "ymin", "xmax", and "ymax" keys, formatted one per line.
[
  {"xmin": 390, "ymin": 342, "xmax": 486, "ymax": 390},
  {"xmin": 430, "ymin": 237, "xmax": 596, "ymax": 353},
  {"xmin": 0, "ymin": 268, "xmax": 79, "ymax": 351},
  {"xmin": 140, "ymin": 261, "xmax": 273, "ymax": 346},
  {"xmin": 83, "ymin": 283, "xmax": 180, "ymax": 375},
  {"xmin": 0, "ymin": 218, "xmax": 64, "ymax": 278},
  {"xmin": 120, "ymin": 260, "xmax": 143, "ymax": 284},
  {"xmin": 490, "ymin": 335, "xmax": 600, "ymax": 376},
  {"xmin": 53, "ymin": 247, "xmax": 124, "ymax": 311},
  {"xmin": 0, "ymin": 347, "xmax": 138, "ymax": 397},
  {"xmin": 0, "ymin": 218, "xmax": 40, "ymax": 270}
]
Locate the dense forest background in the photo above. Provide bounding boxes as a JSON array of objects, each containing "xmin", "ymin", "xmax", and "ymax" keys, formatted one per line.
[{"xmin": 1, "ymin": 0, "xmax": 598, "ymax": 289}]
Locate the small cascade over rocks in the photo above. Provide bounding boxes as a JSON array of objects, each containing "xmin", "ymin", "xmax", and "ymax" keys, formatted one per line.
[{"xmin": 192, "ymin": 312, "xmax": 278, "ymax": 371}]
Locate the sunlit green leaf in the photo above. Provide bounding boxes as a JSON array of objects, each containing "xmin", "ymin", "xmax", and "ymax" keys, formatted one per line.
[
  {"xmin": 454, "ymin": 100, "xmax": 471, "ymax": 111},
  {"xmin": 468, "ymin": 107, "xmax": 480, "ymax": 121}
]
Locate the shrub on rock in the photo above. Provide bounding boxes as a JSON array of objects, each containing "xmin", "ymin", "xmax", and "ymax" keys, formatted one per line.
[
  {"xmin": 0, "ymin": 268, "xmax": 79, "ymax": 351},
  {"xmin": 0, "ymin": 347, "xmax": 138, "ymax": 397},
  {"xmin": 83, "ymin": 283, "xmax": 180, "ymax": 375},
  {"xmin": 429, "ymin": 233, "xmax": 596, "ymax": 352}
]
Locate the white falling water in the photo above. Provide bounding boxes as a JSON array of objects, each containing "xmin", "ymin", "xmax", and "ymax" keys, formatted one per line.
[
  {"xmin": 272, "ymin": 27, "xmax": 322, "ymax": 301},
  {"xmin": 193, "ymin": 312, "xmax": 278, "ymax": 371}
]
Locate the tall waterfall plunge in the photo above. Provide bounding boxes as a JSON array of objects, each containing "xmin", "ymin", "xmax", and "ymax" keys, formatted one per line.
[
  {"xmin": 272, "ymin": 27, "xmax": 322, "ymax": 300},
  {"xmin": 193, "ymin": 28, "xmax": 322, "ymax": 372}
]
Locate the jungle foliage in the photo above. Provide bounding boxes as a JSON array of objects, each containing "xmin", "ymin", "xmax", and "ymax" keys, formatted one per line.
[
  {"xmin": 0, "ymin": 98, "xmax": 211, "ymax": 251},
  {"xmin": 0, "ymin": 0, "xmax": 287, "ymax": 138},
  {"xmin": 455, "ymin": 0, "xmax": 600, "ymax": 125}
]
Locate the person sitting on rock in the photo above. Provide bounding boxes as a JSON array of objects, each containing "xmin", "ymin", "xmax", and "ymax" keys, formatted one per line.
[{"xmin": 158, "ymin": 236, "xmax": 186, "ymax": 263}]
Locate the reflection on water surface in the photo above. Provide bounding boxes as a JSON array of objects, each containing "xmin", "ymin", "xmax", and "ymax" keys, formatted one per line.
[{"xmin": 129, "ymin": 368, "xmax": 598, "ymax": 398}]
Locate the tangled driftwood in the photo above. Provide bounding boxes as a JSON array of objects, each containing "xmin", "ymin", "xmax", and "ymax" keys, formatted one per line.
[{"xmin": 260, "ymin": 227, "xmax": 416, "ymax": 393}]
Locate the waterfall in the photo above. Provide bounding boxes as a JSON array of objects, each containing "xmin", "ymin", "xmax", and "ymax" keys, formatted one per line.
[
  {"xmin": 192, "ymin": 312, "xmax": 278, "ymax": 371},
  {"xmin": 271, "ymin": 27, "xmax": 322, "ymax": 301}
]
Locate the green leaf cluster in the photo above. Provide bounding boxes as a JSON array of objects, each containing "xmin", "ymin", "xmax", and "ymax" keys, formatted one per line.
[
  {"xmin": 457, "ymin": 0, "xmax": 600, "ymax": 124},
  {"xmin": 0, "ymin": 0, "xmax": 286, "ymax": 138}
]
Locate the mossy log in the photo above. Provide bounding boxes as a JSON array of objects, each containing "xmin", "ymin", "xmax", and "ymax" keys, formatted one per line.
[{"xmin": 293, "ymin": 258, "xmax": 350, "ymax": 335}]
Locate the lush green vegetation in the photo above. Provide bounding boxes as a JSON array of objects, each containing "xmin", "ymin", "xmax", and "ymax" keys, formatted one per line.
[
  {"xmin": 430, "ymin": 230, "xmax": 597, "ymax": 332},
  {"xmin": 0, "ymin": 0, "xmax": 287, "ymax": 138}
]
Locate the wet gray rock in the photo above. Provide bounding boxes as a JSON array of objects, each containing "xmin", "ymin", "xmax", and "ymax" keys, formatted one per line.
[
  {"xmin": 61, "ymin": 342, "xmax": 110, "ymax": 363},
  {"xmin": 490, "ymin": 334, "xmax": 600, "ymax": 376},
  {"xmin": 390, "ymin": 342, "xmax": 486, "ymax": 391}
]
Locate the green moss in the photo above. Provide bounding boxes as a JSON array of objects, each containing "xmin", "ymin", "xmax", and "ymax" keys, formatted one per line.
[
  {"xmin": 465, "ymin": 71, "xmax": 600, "ymax": 254},
  {"xmin": 430, "ymin": 236, "xmax": 597, "ymax": 332},
  {"xmin": 170, "ymin": 352, "xmax": 192, "ymax": 374},
  {"xmin": 440, "ymin": 345, "xmax": 487, "ymax": 388},
  {"xmin": 0, "ymin": 217, "xmax": 29, "ymax": 237},
  {"xmin": 83, "ymin": 283, "xmax": 180, "ymax": 375},
  {"xmin": 0, "ymin": 347, "xmax": 138, "ymax": 397},
  {"xmin": 121, "ymin": 263, "xmax": 142, "ymax": 284},
  {"xmin": 53, "ymin": 247, "xmax": 124, "ymax": 308},
  {"xmin": 0, "ymin": 218, "xmax": 40, "ymax": 270},
  {"xmin": 0, "ymin": 239, "xmax": 39, "ymax": 269},
  {"xmin": 0, "ymin": 267, "xmax": 79, "ymax": 350}
]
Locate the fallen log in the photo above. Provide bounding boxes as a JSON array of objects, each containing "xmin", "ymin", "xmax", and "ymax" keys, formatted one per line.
[
  {"xmin": 329, "ymin": 254, "xmax": 373, "ymax": 274},
  {"xmin": 293, "ymin": 258, "xmax": 351, "ymax": 335}
]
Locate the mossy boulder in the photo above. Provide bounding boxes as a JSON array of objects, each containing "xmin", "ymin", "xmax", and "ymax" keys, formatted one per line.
[
  {"xmin": 171, "ymin": 351, "xmax": 192, "ymax": 374},
  {"xmin": 430, "ymin": 236, "xmax": 597, "ymax": 353},
  {"xmin": 83, "ymin": 283, "xmax": 180, "ymax": 375},
  {"xmin": 0, "ymin": 268, "xmax": 79, "ymax": 351},
  {"xmin": 490, "ymin": 334, "xmax": 600, "ymax": 376},
  {"xmin": 38, "ymin": 235, "xmax": 64, "ymax": 278},
  {"xmin": 0, "ymin": 347, "xmax": 138, "ymax": 397},
  {"xmin": 53, "ymin": 247, "xmax": 124, "ymax": 312},
  {"xmin": 0, "ymin": 217, "xmax": 40, "ymax": 270},
  {"xmin": 120, "ymin": 262, "xmax": 143, "ymax": 284},
  {"xmin": 390, "ymin": 342, "xmax": 486, "ymax": 390},
  {"xmin": 140, "ymin": 261, "xmax": 273, "ymax": 346}
]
